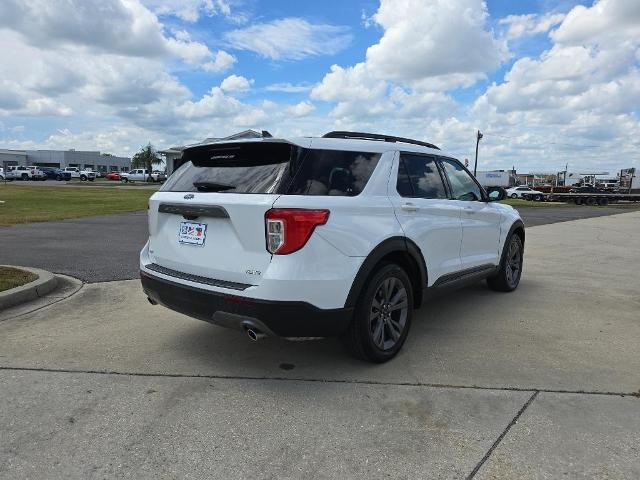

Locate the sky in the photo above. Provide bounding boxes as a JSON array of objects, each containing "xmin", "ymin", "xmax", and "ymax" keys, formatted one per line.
[{"xmin": 0, "ymin": 0, "xmax": 639, "ymax": 174}]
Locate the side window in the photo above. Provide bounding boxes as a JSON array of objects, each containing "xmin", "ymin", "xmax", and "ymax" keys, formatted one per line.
[
  {"xmin": 440, "ymin": 158, "xmax": 483, "ymax": 201},
  {"xmin": 287, "ymin": 149, "xmax": 381, "ymax": 196},
  {"xmin": 396, "ymin": 154, "xmax": 447, "ymax": 199}
]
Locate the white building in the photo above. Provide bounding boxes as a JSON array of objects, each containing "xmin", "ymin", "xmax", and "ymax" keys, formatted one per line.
[{"xmin": 0, "ymin": 148, "xmax": 131, "ymax": 173}]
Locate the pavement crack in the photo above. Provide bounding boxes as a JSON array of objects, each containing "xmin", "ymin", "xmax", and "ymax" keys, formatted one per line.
[
  {"xmin": 0, "ymin": 367, "xmax": 637, "ymax": 398},
  {"xmin": 466, "ymin": 391, "xmax": 539, "ymax": 479}
]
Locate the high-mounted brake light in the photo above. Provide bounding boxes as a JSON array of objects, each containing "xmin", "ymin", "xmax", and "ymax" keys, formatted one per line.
[{"xmin": 265, "ymin": 208, "xmax": 330, "ymax": 255}]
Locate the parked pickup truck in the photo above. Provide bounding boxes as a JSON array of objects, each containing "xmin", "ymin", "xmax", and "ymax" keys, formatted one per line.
[
  {"xmin": 5, "ymin": 165, "xmax": 44, "ymax": 180},
  {"xmin": 63, "ymin": 167, "xmax": 95, "ymax": 181},
  {"xmin": 120, "ymin": 169, "xmax": 166, "ymax": 183}
]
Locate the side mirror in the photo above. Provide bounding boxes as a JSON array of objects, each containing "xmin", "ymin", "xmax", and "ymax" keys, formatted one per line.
[{"xmin": 486, "ymin": 187, "xmax": 506, "ymax": 202}]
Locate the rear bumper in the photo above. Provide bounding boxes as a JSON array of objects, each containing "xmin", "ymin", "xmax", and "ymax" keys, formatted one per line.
[{"xmin": 141, "ymin": 271, "xmax": 353, "ymax": 338}]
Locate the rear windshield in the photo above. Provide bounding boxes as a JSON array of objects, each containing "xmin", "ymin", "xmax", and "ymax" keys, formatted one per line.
[{"xmin": 161, "ymin": 143, "xmax": 381, "ymax": 196}]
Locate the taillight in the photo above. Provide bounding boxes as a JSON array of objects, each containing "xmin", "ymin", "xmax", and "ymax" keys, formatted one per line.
[{"xmin": 265, "ymin": 208, "xmax": 330, "ymax": 255}]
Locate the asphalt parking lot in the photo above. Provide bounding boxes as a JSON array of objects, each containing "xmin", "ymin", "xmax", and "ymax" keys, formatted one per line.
[
  {"xmin": 1, "ymin": 211, "xmax": 639, "ymax": 478},
  {"xmin": 0, "ymin": 205, "xmax": 636, "ymax": 282}
]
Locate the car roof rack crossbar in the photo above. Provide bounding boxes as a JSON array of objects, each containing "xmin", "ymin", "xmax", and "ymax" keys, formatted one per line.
[{"xmin": 322, "ymin": 131, "xmax": 440, "ymax": 150}]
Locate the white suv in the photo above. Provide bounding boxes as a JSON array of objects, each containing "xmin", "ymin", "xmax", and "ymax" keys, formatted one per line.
[{"xmin": 141, "ymin": 131, "xmax": 524, "ymax": 362}]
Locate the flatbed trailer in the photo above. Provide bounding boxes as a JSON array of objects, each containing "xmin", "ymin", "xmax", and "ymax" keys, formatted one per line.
[{"xmin": 524, "ymin": 192, "xmax": 640, "ymax": 206}]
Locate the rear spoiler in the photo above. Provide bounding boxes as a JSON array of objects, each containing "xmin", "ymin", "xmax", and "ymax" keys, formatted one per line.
[{"xmin": 183, "ymin": 140, "xmax": 301, "ymax": 168}]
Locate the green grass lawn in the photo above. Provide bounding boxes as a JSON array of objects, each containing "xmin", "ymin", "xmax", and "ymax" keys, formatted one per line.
[
  {"xmin": 0, "ymin": 266, "xmax": 38, "ymax": 292},
  {"xmin": 0, "ymin": 185, "xmax": 153, "ymax": 226}
]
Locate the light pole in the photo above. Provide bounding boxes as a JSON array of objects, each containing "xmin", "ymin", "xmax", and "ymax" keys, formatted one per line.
[{"xmin": 473, "ymin": 130, "xmax": 483, "ymax": 176}]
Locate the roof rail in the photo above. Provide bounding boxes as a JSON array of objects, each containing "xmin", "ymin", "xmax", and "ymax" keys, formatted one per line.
[{"xmin": 322, "ymin": 131, "xmax": 440, "ymax": 150}]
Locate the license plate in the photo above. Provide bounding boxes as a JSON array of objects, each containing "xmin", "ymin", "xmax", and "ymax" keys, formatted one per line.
[{"xmin": 178, "ymin": 221, "xmax": 207, "ymax": 246}]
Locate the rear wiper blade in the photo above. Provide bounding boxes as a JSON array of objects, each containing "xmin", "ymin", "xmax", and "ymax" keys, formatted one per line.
[{"xmin": 193, "ymin": 181, "xmax": 236, "ymax": 192}]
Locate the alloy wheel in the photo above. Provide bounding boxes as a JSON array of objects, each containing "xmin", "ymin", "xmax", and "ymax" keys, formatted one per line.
[
  {"xmin": 505, "ymin": 238, "xmax": 522, "ymax": 288},
  {"xmin": 369, "ymin": 276, "xmax": 409, "ymax": 350}
]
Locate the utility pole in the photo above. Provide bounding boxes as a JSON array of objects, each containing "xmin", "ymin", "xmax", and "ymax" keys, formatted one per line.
[{"xmin": 473, "ymin": 130, "xmax": 483, "ymax": 176}]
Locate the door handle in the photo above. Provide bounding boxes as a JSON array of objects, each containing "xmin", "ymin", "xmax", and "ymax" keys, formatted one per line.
[
  {"xmin": 401, "ymin": 202, "xmax": 420, "ymax": 212},
  {"xmin": 463, "ymin": 206, "xmax": 477, "ymax": 214}
]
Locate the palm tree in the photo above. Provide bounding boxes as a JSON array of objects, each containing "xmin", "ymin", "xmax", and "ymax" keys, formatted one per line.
[{"xmin": 132, "ymin": 143, "xmax": 163, "ymax": 181}]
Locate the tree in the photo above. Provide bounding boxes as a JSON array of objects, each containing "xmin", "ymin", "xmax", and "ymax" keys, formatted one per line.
[{"xmin": 132, "ymin": 143, "xmax": 163, "ymax": 181}]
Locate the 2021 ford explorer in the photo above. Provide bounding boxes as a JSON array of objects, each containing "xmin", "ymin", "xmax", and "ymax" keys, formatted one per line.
[{"xmin": 141, "ymin": 131, "xmax": 524, "ymax": 362}]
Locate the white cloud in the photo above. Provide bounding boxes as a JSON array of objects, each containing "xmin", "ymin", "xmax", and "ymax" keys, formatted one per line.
[
  {"xmin": 551, "ymin": 0, "xmax": 640, "ymax": 46},
  {"xmin": 266, "ymin": 83, "xmax": 313, "ymax": 93},
  {"xmin": 286, "ymin": 101, "xmax": 316, "ymax": 117},
  {"xmin": 220, "ymin": 74, "xmax": 253, "ymax": 92},
  {"xmin": 143, "ymin": 0, "xmax": 231, "ymax": 22},
  {"xmin": 470, "ymin": 0, "xmax": 640, "ymax": 171},
  {"xmin": 225, "ymin": 17, "xmax": 352, "ymax": 60},
  {"xmin": 499, "ymin": 12, "xmax": 565, "ymax": 40},
  {"xmin": 0, "ymin": 0, "xmax": 220, "ymax": 70},
  {"xmin": 202, "ymin": 50, "xmax": 237, "ymax": 73},
  {"xmin": 365, "ymin": 0, "xmax": 507, "ymax": 84},
  {"xmin": 311, "ymin": 0, "xmax": 506, "ymax": 123}
]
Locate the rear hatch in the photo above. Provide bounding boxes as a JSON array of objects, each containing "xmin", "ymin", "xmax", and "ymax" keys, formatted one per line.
[{"xmin": 146, "ymin": 139, "xmax": 310, "ymax": 287}]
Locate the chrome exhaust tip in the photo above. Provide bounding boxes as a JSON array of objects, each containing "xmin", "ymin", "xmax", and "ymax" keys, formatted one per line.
[{"xmin": 246, "ymin": 328, "xmax": 266, "ymax": 341}]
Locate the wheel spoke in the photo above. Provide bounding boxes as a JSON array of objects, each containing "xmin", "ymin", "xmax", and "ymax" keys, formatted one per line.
[
  {"xmin": 389, "ymin": 288, "xmax": 405, "ymax": 306},
  {"xmin": 387, "ymin": 318, "xmax": 402, "ymax": 341},
  {"xmin": 372, "ymin": 318, "xmax": 384, "ymax": 347},
  {"xmin": 371, "ymin": 298, "xmax": 381, "ymax": 312},
  {"xmin": 389, "ymin": 300, "xmax": 408, "ymax": 312},
  {"xmin": 384, "ymin": 278, "xmax": 395, "ymax": 301}
]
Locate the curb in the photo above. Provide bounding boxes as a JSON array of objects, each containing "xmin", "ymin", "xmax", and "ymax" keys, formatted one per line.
[{"xmin": 0, "ymin": 266, "xmax": 59, "ymax": 311}]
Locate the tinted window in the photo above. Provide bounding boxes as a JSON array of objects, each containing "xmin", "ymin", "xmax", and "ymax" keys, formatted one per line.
[
  {"xmin": 396, "ymin": 154, "xmax": 447, "ymax": 199},
  {"xmin": 440, "ymin": 158, "xmax": 483, "ymax": 201},
  {"xmin": 162, "ymin": 144, "xmax": 380, "ymax": 196},
  {"xmin": 288, "ymin": 149, "xmax": 380, "ymax": 196}
]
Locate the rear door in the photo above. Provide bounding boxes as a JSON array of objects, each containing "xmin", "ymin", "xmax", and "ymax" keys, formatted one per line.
[
  {"xmin": 439, "ymin": 158, "xmax": 502, "ymax": 269},
  {"xmin": 389, "ymin": 153, "xmax": 463, "ymax": 283},
  {"xmin": 147, "ymin": 140, "xmax": 310, "ymax": 286}
]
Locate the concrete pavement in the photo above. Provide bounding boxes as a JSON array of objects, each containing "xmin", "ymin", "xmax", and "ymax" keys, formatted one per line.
[{"xmin": 1, "ymin": 211, "xmax": 639, "ymax": 478}]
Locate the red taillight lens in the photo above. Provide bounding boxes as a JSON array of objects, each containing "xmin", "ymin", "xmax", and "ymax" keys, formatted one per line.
[{"xmin": 265, "ymin": 208, "xmax": 330, "ymax": 255}]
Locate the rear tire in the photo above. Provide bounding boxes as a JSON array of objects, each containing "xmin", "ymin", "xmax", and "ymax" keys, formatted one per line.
[
  {"xmin": 585, "ymin": 196, "xmax": 597, "ymax": 206},
  {"xmin": 510, "ymin": 193, "xmax": 518, "ymax": 199},
  {"xmin": 574, "ymin": 197, "xmax": 584, "ymax": 205},
  {"xmin": 598, "ymin": 197, "xmax": 609, "ymax": 206},
  {"xmin": 345, "ymin": 263, "xmax": 414, "ymax": 363},
  {"xmin": 487, "ymin": 234, "xmax": 523, "ymax": 292}
]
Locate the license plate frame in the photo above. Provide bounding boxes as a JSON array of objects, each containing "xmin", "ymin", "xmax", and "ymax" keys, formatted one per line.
[{"xmin": 178, "ymin": 221, "xmax": 207, "ymax": 246}]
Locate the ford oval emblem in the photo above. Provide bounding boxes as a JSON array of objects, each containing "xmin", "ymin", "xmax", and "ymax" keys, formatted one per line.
[{"xmin": 184, "ymin": 194, "xmax": 194, "ymax": 200}]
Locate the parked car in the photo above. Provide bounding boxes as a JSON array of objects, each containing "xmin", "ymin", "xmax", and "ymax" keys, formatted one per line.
[
  {"xmin": 121, "ymin": 169, "xmax": 166, "ymax": 183},
  {"xmin": 0, "ymin": 167, "xmax": 4, "ymax": 180},
  {"xmin": 26, "ymin": 166, "xmax": 47, "ymax": 181},
  {"xmin": 38, "ymin": 167, "xmax": 72, "ymax": 181},
  {"xmin": 105, "ymin": 171, "xmax": 122, "ymax": 181},
  {"xmin": 140, "ymin": 131, "xmax": 524, "ymax": 362},
  {"xmin": 506, "ymin": 186, "xmax": 543, "ymax": 200},
  {"xmin": 63, "ymin": 167, "xmax": 95, "ymax": 181},
  {"xmin": 6, "ymin": 165, "xmax": 38, "ymax": 180},
  {"xmin": 84, "ymin": 168, "xmax": 105, "ymax": 178}
]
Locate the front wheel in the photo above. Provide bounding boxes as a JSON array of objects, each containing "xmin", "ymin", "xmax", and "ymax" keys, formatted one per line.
[
  {"xmin": 345, "ymin": 263, "xmax": 413, "ymax": 363},
  {"xmin": 510, "ymin": 193, "xmax": 518, "ymax": 199},
  {"xmin": 487, "ymin": 234, "xmax": 523, "ymax": 292}
]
